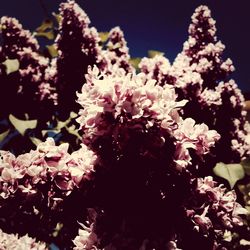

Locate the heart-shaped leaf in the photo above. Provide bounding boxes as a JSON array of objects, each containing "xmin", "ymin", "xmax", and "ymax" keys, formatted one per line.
[
  {"xmin": 213, "ymin": 162, "xmax": 245, "ymax": 189},
  {"xmin": 2, "ymin": 59, "xmax": 20, "ymax": 74}
]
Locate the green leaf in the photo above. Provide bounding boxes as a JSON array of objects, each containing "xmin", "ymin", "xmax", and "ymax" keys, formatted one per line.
[
  {"xmin": 148, "ymin": 50, "xmax": 164, "ymax": 58},
  {"xmin": 2, "ymin": 59, "xmax": 20, "ymax": 75},
  {"xmin": 9, "ymin": 114, "xmax": 37, "ymax": 136},
  {"xmin": 29, "ymin": 137, "xmax": 42, "ymax": 146},
  {"xmin": 0, "ymin": 129, "xmax": 10, "ymax": 142},
  {"xmin": 129, "ymin": 57, "xmax": 141, "ymax": 69},
  {"xmin": 34, "ymin": 30, "xmax": 54, "ymax": 40},
  {"xmin": 66, "ymin": 125, "xmax": 81, "ymax": 140},
  {"xmin": 99, "ymin": 32, "xmax": 109, "ymax": 43},
  {"xmin": 52, "ymin": 12, "xmax": 62, "ymax": 25},
  {"xmin": 56, "ymin": 113, "xmax": 76, "ymax": 130},
  {"xmin": 46, "ymin": 44, "xmax": 58, "ymax": 57},
  {"xmin": 57, "ymin": 120, "xmax": 68, "ymax": 131},
  {"xmin": 213, "ymin": 163, "xmax": 245, "ymax": 189},
  {"xmin": 70, "ymin": 112, "xmax": 78, "ymax": 119},
  {"xmin": 36, "ymin": 19, "xmax": 53, "ymax": 33}
]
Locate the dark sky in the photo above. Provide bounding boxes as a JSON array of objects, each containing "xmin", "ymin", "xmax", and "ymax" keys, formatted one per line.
[{"xmin": 0, "ymin": 0, "xmax": 249, "ymax": 91}]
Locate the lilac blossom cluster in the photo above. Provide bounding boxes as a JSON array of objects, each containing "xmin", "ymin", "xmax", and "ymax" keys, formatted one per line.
[
  {"xmin": 138, "ymin": 5, "xmax": 250, "ymax": 165},
  {"xmin": 52, "ymin": 0, "xmax": 102, "ymax": 118},
  {"xmin": 0, "ymin": 17, "xmax": 57, "ymax": 118},
  {"xmin": 100, "ymin": 26, "xmax": 133, "ymax": 74},
  {"xmin": 139, "ymin": 54, "xmax": 174, "ymax": 86},
  {"xmin": 187, "ymin": 177, "xmax": 247, "ymax": 233},
  {"xmin": 0, "ymin": 229, "xmax": 47, "ymax": 250},
  {"xmin": 0, "ymin": 137, "xmax": 97, "ymax": 246},
  {"xmin": 0, "ymin": 1, "xmax": 132, "ymax": 119},
  {"xmin": 77, "ymin": 67, "xmax": 220, "ymax": 170},
  {"xmin": 0, "ymin": 137, "xmax": 96, "ymax": 206},
  {"xmin": 51, "ymin": 1, "xmax": 133, "ymax": 119},
  {"xmin": 171, "ymin": 5, "xmax": 250, "ymax": 164},
  {"xmin": 0, "ymin": 2, "xmax": 248, "ymax": 249},
  {"xmin": 74, "ymin": 67, "xmax": 246, "ymax": 249}
]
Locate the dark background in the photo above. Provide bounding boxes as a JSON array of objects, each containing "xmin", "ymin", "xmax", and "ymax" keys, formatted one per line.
[{"xmin": 0, "ymin": 0, "xmax": 249, "ymax": 92}]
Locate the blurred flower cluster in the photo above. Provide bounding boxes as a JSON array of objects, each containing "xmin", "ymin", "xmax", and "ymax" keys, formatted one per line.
[
  {"xmin": 0, "ymin": 1, "xmax": 249, "ymax": 249},
  {"xmin": 0, "ymin": 229, "xmax": 47, "ymax": 250}
]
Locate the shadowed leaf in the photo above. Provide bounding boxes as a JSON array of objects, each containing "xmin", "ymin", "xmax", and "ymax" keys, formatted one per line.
[
  {"xmin": 52, "ymin": 12, "xmax": 62, "ymax": 24},
  {"xmin": 34, "ymin": 30, "xmax": 54, "ymax": 40},
  {"xmin": 46, "ymin": 44, "xmax": 58, "ymax": 57},
  {"xmin": 36, "ymin": 19, "xmax": 53, "ymax": 33},
  {"xmin": 0, "ymin": 129, "xmax": 10, "ymax": 142}
]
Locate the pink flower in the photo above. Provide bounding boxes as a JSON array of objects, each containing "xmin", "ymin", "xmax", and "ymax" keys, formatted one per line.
[
  {"xmin": 187, "ymin": 176, "xmax": 247, "ymax": 234},
  {"xmin": 73, "ymin": 223, "xmax": 98, "ymax": 250},
  {"xmin": 77, "ymin": 67, "xmax": 188, "ymax": 142},
  {"xmin": 0, "ymin": 138, "xmax": 97, "ymax": 206},
  {"xmin": 0, "ymin": 229, "xmax": 47, "ymax": 250}
]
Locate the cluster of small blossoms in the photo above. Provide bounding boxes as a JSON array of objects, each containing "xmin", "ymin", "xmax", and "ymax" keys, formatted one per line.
[
  {"xmin": 0, "ymin": 2, "xmax": 248, "ymax": 249},
  {"xmin": 73, "ymin": 223, "xmax": 98, "ymax": 250},
  {"xmin": 15, "ymin": 48, "xmax": 55, "ymax": 110},
  {"xmin": 72, "ymin": 176, "xmax": 247, "ymax": 249},
  {"xmin": 48, "ymin": 1, "xmax": 135, "ymax": 117},
  {"xmin": 0, "ymin": 229, "xmax": 47, "ymax": 250},
  {"xmin": 173, "ymin": 118, "xmax": 220, "ymax": 170},
  {"xmin": 100, "ymin": 26, "xmax": 133, "ymax": 74},
  {"xmin": 74, "ymin": 67, "xmax": 247, "ymax": 249},
  {"xmin": 169, "ymin": 5, "xmax": 250, "ymax": 164},
  {"xmin": 0, "ymin": 17, "xmax": 56, "ymax": 117},
  {"xmin": 0, "ymin": 137, "xmax": 96, "ymax": 208},
  {"xmin": 0, "ymin": 16, "xmax": 39, "ymax": 55},
  {"xmin": 214, "ymin": 81, "xmax": 250, "ymax": 162},
  {"xmin": 73, "ymin": 223, "xmax": 183, "ymax": 250},
  {"xmin": 187, "ymin": 177, "xmax": 247, "ymax": 233},
  {"xmin": 170, "ymin": 5, "xmax": 235, "ymax": 92},
  {"xmin": 53, "ymin": 0, "xmax": 103, "ymax": 117},
  {"xmin": 139, "ymin": 54, "xmax": 173, "ymax": 86},
  {"xmin": 77, "ymin": 67, "xmax": 199, "ymax": 146},
  {"xmin": 182, "ymin": 5, "xmax": 234, "ymax": 88},
  {"xmin": 0, "ymin": 1, "xmax": 134, "ymax": 119},
  {"xmin": 197, "ymin": 80, "xmax": 250, "ymax": 163}
]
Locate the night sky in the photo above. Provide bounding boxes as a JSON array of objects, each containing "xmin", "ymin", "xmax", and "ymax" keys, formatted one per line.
[{"xmin": 0, "ymin": 0, "xmax": 249, "ymax": 91}]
